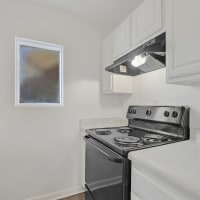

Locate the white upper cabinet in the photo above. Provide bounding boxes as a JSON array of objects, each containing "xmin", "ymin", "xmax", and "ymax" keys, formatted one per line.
[
  {"xmin": 101, "ymin": 0, "xmax": 165, "ymax": 93},
  {"xmin": 166, "ymin": 0, "xmax": 200, "ymax": 85},
  {"xmin": 112, "ymin": 0, "xmax": 163, "ymax": 60},
  {"xmin": 102, "ymin": 34, "xmax": 113, "ymax": 93},
  {"xmin": 112, "ymin": 17, "xmax": 131, "ymax": 60},
  {"xmin": 102, "ymin": 34, "xmax": 133, "ymax": 94},
  {"xmin": 131, "ymin": 0, "xmax": 163, "ymax": 48}
]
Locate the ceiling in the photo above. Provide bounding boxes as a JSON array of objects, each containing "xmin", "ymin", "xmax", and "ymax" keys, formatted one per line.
[{"xmin": 32, "ymin": 0, "xmax": 143, "ymax": 36}]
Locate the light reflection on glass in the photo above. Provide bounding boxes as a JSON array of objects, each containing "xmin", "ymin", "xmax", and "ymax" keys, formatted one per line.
[{"xmin": 19, "ymin": 45, "xmax": 60, "ymax": 103}]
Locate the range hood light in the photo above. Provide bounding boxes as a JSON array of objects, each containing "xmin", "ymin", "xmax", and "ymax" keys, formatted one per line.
[{"xmin": 131, "ymin": 54, "xmax": 147, "ymax": 67}]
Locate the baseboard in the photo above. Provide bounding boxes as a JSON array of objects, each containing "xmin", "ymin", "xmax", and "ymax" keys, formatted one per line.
[{"xmin": 25, "ymin": 185, "xmax": 84, "ymax": 200}]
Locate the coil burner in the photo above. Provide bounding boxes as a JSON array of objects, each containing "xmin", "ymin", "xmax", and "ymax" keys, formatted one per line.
[
  {"xmin": 114, "ymin": 136, "xmax": 140, "ymax": 147},
  {"xmin": 142, "ymin": 134, "xmax": 168, "ymax": 145},
  {"xmin": 118, "ymin": 127, "xmax": 132, "ymax": 134},
  {"xmin": 95, "ymin": 129, "xmax": 111, "ymax": 135}
]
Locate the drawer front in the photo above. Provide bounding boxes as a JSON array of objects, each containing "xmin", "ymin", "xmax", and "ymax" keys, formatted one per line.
[
  {"xmin": 131, "ymin": 167, "xmax": 183, "ymax": 200},
  {"xmin": 131, "ymin": 192, "xmax": 142, "ymax": 200}
]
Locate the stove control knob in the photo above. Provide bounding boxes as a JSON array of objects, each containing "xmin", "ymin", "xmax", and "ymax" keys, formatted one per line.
[
  {"xmin": 146, "ymin": 110, "xmax": 152, "ymax": 116},
  {"xmin": 129, "ymin": 107, "xmax": 132, "ymax": 113},
  {"xmin": 132, "ymin": 109, "xmax": 136, "ymax": 114},
  {"xmin": 172, "ymin": 111, "xmax": 178, "ymax": 118},
  {"xmin": 164, "ymin": 111, "xmax": 170, "ymax": 117}
]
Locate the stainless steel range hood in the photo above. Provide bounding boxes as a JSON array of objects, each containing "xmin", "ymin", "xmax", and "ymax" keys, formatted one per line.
[{"xmin": 106, "ymin": 33, "xmax": 166, "ymax": 76}]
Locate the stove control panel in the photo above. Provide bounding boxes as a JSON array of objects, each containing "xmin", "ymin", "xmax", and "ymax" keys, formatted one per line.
[{"xmin": 127, "ymin": 106, "xmax": 187, "ymax": 125}]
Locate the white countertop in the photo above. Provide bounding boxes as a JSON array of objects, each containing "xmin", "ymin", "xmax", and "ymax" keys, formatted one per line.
[{"xmin": 128, "ymin": 139, "xmax": 200, "ymax": 200}]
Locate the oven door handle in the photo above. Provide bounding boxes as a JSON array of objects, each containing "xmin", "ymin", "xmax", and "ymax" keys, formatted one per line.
[{"xmin": 84, "ymin": 136, "xmax": 123, "ymax": 163}]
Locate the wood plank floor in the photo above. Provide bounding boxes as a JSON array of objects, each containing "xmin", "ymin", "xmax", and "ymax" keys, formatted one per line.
[{"xmin": 59, "ymin": 193, "xmax": 85, "ymax": 200}]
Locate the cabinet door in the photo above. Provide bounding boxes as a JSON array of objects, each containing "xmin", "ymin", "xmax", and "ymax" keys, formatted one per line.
[
  {"xmin": 102, "ymin": 34, "xmax": 113, "ymax": 93},
  {"xmin": 131, "ymin": 0, "xmax": 162, "ymax": 47},
  {"xmin": 102, "ymin": 35, "xmax": 134, "ymax": 94},
  {"xmin": 166, "ymin": 0, "xmax": 200, "ymax": 84},
  {"xmin": 131, "ymin": 192, "xmax": 142, "ymax": 200},
  {"xmin": 131, "ymin": 167, "xmax": 183, "ymax": 200},
  {"xmin": 112, "ymin": 75, "xmax": 133, "ymax": 94},
  {"xmin": 112, "ymin": 17, "xmax": 131, "ymax": 60}
]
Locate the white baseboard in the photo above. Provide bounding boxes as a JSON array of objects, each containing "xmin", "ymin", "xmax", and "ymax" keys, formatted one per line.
[{"xmin": 25, "ymin": 185, "xmax": 84, "ymax": 200}]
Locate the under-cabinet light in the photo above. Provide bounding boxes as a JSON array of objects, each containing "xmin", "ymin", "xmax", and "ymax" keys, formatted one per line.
[{"xmin": 131, "ymin": 54, "xmax": 147, "ymax": 67}]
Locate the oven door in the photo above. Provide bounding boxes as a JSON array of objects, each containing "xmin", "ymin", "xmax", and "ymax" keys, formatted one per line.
[{"xmin": 84, "ymin": 136, "xmax": 130, "ymax": 200}]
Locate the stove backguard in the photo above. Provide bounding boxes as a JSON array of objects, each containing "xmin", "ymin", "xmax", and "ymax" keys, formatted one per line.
[{"xmin": 127, "ymin": 106, "xmax": 190, "ymax": 139}]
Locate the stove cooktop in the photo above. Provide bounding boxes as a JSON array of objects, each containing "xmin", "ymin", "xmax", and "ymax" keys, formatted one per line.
[{"xmin": 86, "ymin": 126, "xmax": 181, "ymax": 157}]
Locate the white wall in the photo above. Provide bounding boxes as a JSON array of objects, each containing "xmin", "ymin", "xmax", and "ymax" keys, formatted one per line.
[
  {"xmin": 121, "ymin": 68, "xmax": 200, "ymax": 130},
  {"xmin": 0, "ymin": 1, "xmax": 123, "ymax": 200}
]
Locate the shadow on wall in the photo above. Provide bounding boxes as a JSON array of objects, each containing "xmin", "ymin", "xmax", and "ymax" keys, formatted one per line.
[
  {"xmin": 119, "ymin": 68, "xmax": 200, "ymax": 129},
  {"xmin": 190, "ymin": 107, "xmax": 200, "ymax": 129},
  {"xmin": 99, "ymin": 92, "xmax": 132, "ymax": 110},
  {"xmin": 63, "ymin": 35, "xmax": 102, "ymax": 83}
]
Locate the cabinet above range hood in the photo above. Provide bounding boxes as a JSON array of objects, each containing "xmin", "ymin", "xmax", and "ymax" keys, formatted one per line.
[{"xmin": 106, "ymin": 33, "xmax": 166, "ymax": 76}]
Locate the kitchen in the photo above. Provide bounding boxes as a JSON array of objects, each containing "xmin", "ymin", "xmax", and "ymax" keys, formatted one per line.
[{"xmin": 1, "ymin": 0, "xmax": 200, "ymax": 200}]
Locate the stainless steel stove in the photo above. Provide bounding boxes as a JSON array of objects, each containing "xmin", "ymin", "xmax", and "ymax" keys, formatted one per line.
[
  {"xmin": 84, "ymin": 106, "xmax": 190, "ymax": 200},
  {"xmin": 86, "ymin": 106, "xmax": 189, "ymax": 157}
]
